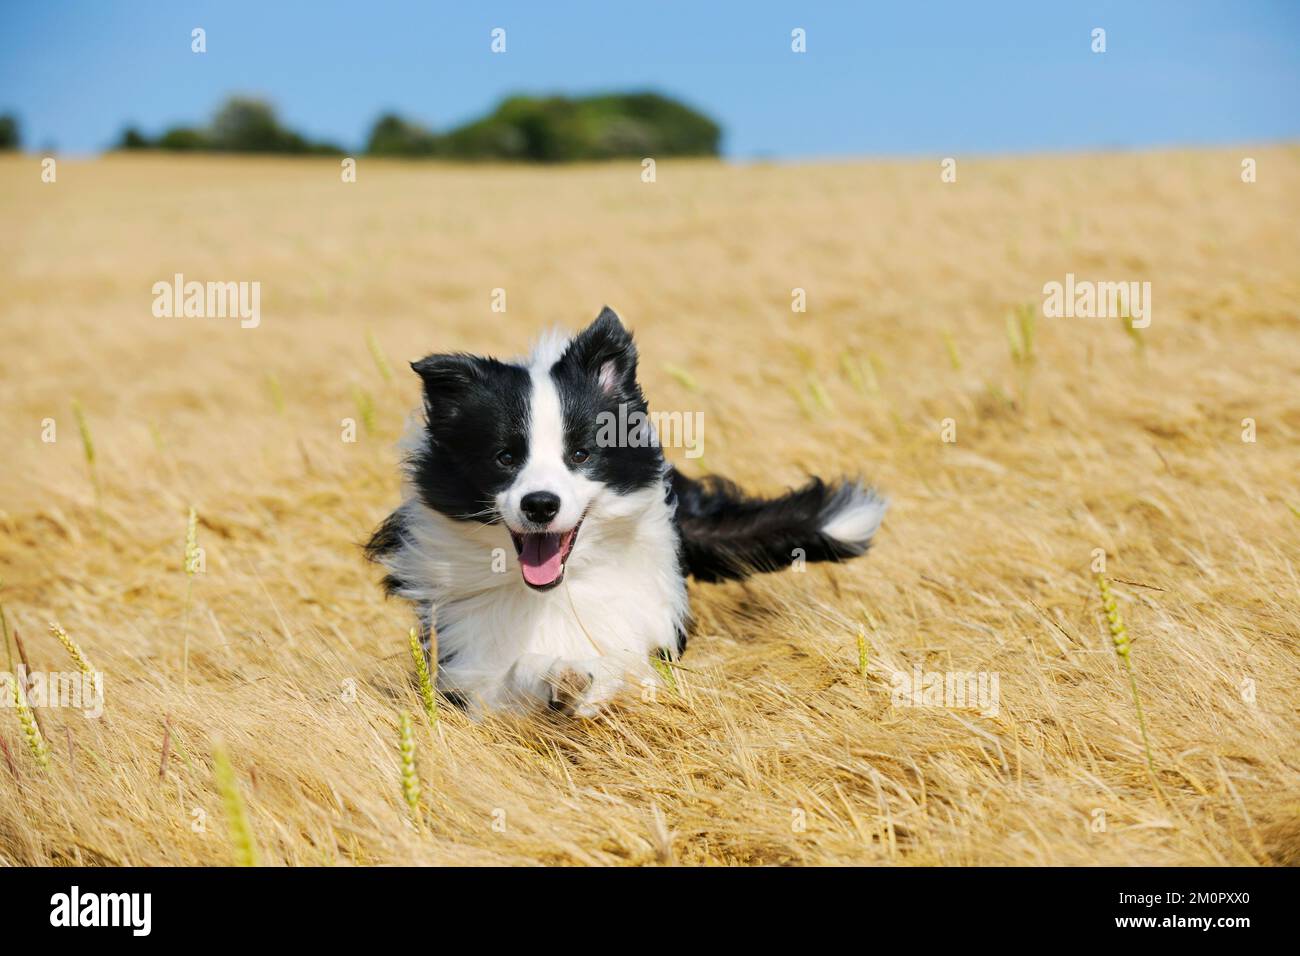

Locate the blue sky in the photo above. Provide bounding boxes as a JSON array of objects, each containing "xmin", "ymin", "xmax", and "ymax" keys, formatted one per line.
[{"xmin": 2, "ymin": 1, "xmax": 1297, "ymax": 158}]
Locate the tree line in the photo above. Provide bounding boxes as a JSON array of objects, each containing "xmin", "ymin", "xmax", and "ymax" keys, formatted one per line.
[{"xmin": 109, "ymin": 93, "xmax": 721, "ymax": 161}]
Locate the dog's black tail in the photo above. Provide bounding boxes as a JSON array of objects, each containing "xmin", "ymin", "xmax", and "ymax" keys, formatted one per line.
[{"xmin": 669, "ymin": 469, "xmax": 886, "ymax": 583}]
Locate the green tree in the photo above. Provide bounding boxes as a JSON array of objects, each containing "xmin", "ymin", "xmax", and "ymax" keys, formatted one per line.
[
  {"xmin": 367, "ymin": 92, "xmax": 721, "ymax": 162},
  {"xmin": 366, "ymin": 113, "xmax": 441, "ymax": 157},
  {"xmin": 0, "ymin": 114, "xmax": 20, "ymax": 151},
  {"xmin": 209, "ymin": 97, "xmax": 299, "ymax": 152},
  {"xmin": 118, "ymin": 126, "xmax": 149, "ymax": 150}
]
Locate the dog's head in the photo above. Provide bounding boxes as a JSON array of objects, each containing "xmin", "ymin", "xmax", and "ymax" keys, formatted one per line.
[{"xmin": 409, "ymin": 307, "xmax": 665, "ymax": 590}]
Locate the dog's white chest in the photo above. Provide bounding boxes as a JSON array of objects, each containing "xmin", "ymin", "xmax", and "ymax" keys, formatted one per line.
[{"xmin": 430, "ymin": 490, "xmax": 687, "ymax": 713}]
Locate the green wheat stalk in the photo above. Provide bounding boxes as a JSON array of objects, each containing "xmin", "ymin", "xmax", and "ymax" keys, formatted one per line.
[
  {"xmin": 212, "ymin": 745, "xmax": 260, "ymax": 866},
  {"xmin": 789, "ymin": 382, "xmax": 815, "ymax": 419},
  {"xmin": 1006, "ymin": 313, "xmax": 1024, "ymax": 364},
  {"xmin": 807, "ymin": 376, "xmax": 835, "ymax": 414},
  {"xmin": 859, "ymin": 353, "xmax": 882, "ymax": 396},
  {"xmin": 148, "ymin": 422, "xmax": 167, "ymax": 455},
  {"xmin": 12, "ymin": 676, "xmax": 48, "ymax": 768},
  {"xmin": 71, "ymin": 398, "xmax": 95, "ymax": 469},
  {"xmin": 1098, "ymin": 575, "xmax": 1159, "ymax": 787},
  {"xmin": 48, "ymin": 622, "xmax": 95, "ymax": 677},
  {"xmin": 351, "ymin": 384, "xmax": 377, "ymax": 434},
  {"xmin": 839, "ymin": 351, "xmax": 865, "ymax": 394},
  {"xmin": 266, "ymin": 373, "xmax": 286, "ymax": 415},
  {"xmin": 408, "ymin": 627, "xmax": 437, "ymax": 725},
  {"xmin": 1017, "ymin": 303, "xmax": 1036, "ymax": 359},
  {"xmin": 1119, "ymin": 306, "xmax": 1146, "ymax": 362},
  {"xmin": 662, "ymin": 363, "xmax": 699, "ymax": 392},
  {"xmin": 71, "ymin": 398, "xmax": 102, "ymax": 510},
  {"xmin": 367, "ymin": 329, "xmax": 395, "ymax": 384},
  {"xmin": 942, "ymin": 329, "xmax": 962, "ymax": 371},
  {"xmin": 1006, "ymin": 303, "xmax": 1037, "ymax": 407},
  {"xmin": 398, "ymin": 712, "xmax": 421, "ymax": 823},
  {"xmin": 6, "ymin": 596, "xmax": 49, "ymax": 768},
  {"xmin": 651, "ymin": 652, "xmax": 678, "ymax": 691}
]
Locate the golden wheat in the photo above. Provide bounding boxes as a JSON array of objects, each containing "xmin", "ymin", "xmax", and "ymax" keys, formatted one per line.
[
  {"xmin": 11, "ymin": 678, "xmax": 48, "ymax": 769},
  {"xmin": 0, "ymin": 147, "xmax": 1296, "ymax": 865},
  {"xmin": 48, "ymin": 621, "xmax": 95, "ymax": 676}
]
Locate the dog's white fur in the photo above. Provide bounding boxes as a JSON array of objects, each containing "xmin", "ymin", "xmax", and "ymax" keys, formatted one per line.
[{"xmin": 382, "ymin": 334, "xmax": 689, "ymax": 717}]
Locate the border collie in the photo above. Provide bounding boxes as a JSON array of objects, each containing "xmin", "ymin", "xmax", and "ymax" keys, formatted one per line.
[{"xmin": 367, "ymin": 308, "xmax": 885, "ymax": 717}]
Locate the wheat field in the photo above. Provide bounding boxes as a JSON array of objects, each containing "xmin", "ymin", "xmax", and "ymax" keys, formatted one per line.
[{"xmin": 0, "ymin": 146, "xmax": 1297, "ymax": 866}]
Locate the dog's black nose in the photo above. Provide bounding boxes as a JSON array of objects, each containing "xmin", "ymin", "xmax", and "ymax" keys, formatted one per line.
[{"xmin": 520, "ymin": 491, "xmax": 561, "ymax": 525}]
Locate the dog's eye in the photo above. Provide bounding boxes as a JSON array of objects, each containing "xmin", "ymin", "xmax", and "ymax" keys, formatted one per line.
[
  {"xmin": 496, "ymin": 450, "xmax": 516, "ymax": 468},
  {"xmin": 570, "ymin": 449, "xmax": 590, "ymax": 464}
]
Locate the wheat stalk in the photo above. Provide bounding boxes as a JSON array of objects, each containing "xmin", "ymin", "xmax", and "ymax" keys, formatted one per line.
[
  {"xmin": 1006, "ymin": 303, "xmax": 1037, "ymax": 408},
  {"xmin": 408, "ymin": 627, "xmax": 437, "ymax": 725},
  {"xmin": 1005, "ymin": 313, "xmax": 1026, "ymax": 364},
  {"xmin": 48, "ymin": 622, "xmax": 95, "ymax": 677},
  {"xmin": 857, "ymin": 604, "xmax": 883, "ymax": 679},
  {"xmin": 266, "ymin": 373, "xmax": 286, "ymax": 415},
  {"xmin": 839, "ymin": 351, "xmax": 865, "ymax": 394},
  {"xmin": 0, "ymin": 578, "xmax": 11, "ymax": 674},
  {"xmin": 212, "ymin": 744, "xmax": 260, "ymax": 865},
  {"xmin": 11, "ymin": 676, "xmax": 48, "ymax": 768},
  {"xmin": 651, "ymin": 651, "xmax": 678, "ymax": 691},
  {"xmin": 398, "ymin": 712, "xmax": 421, "ymax": 824},
  {"xmin": 9, "ymin": 628, "xmax": 47, "ymax": 741},
  {"xmin": 71, "ymin": 398, "xmax": 102, "ymax": 512},
  {"xmin": 860, "ymin": 353, "xmax": 882, "ymax": 395},
  {"xmin": 942, "ymin": 329, "xmax": 962, "ymax": 371},
  {"xmin": 148, "ymin": 421, "xmax": 167, "ymax": 455},
  {"xmin": 807, "ymin": 376, "xmax": 835, "ymax": 413},
  {"xmin": 1097, "ymin": 575, "xmax": 1160, "ymax": 787},
  {"xmin": 1118, "ymin": 303, "xmax": 1146, "ymax": 362},
  {"xmin": 351, "ymin": 384, "xmax": 377, "ymax": 434},
  {"xmin": 662, "ymin": 363, "xmax": 699, "ymax": 392},
  {"xmin": 71, "ymin": 398, "xmax": 95, "ymax": 468},
  {"xmin": 789, "ymin": 382, "xmax": 815, "ymax": 419},
  {"xmin": 367, "ymin": 329, "xmax": 395, "ymax": 384}
]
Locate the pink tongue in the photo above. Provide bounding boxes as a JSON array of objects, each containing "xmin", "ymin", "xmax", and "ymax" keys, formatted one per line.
[{"xmin": 520, "ymin": 533, "xmax": 565, "ymax": 586}]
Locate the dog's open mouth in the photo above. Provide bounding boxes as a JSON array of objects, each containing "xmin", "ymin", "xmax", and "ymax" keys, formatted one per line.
[{"xmin": 510, "ymin": 519, "xmax": 583, "ymax": 590}]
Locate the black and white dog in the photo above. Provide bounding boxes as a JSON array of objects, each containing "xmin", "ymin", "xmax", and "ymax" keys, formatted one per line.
[{"xmin": 367, "ymin": 308, "xmax": 885, "ymax": 717}]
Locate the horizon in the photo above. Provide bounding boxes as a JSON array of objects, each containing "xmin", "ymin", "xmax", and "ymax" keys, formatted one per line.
[{"xmin": 2, "ymin": 1, "xmax": 1299, "ymax": 159}]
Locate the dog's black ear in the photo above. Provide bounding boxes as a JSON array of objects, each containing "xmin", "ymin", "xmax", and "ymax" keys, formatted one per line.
[
  {"xmin": 566, "ymin": 306, "xmax": 638, "ymax": 396},
  {"xmin": 410, "ymin": 353, "xmax": 480, "ymax": 420}
]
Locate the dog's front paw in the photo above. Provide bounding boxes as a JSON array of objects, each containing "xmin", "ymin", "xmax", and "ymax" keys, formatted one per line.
[
  {"xmin": 543, "ymin": 658, "xmax": 627, "ymax": 718},
  {"xmin": 544, "ymin": 663, "xmax": 595, "ymax": 716}
]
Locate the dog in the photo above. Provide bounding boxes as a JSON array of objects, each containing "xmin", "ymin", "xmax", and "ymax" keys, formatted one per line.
[{"xmin": 366, "ymin": 308, "xmax": 885, "ymax": 717}]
